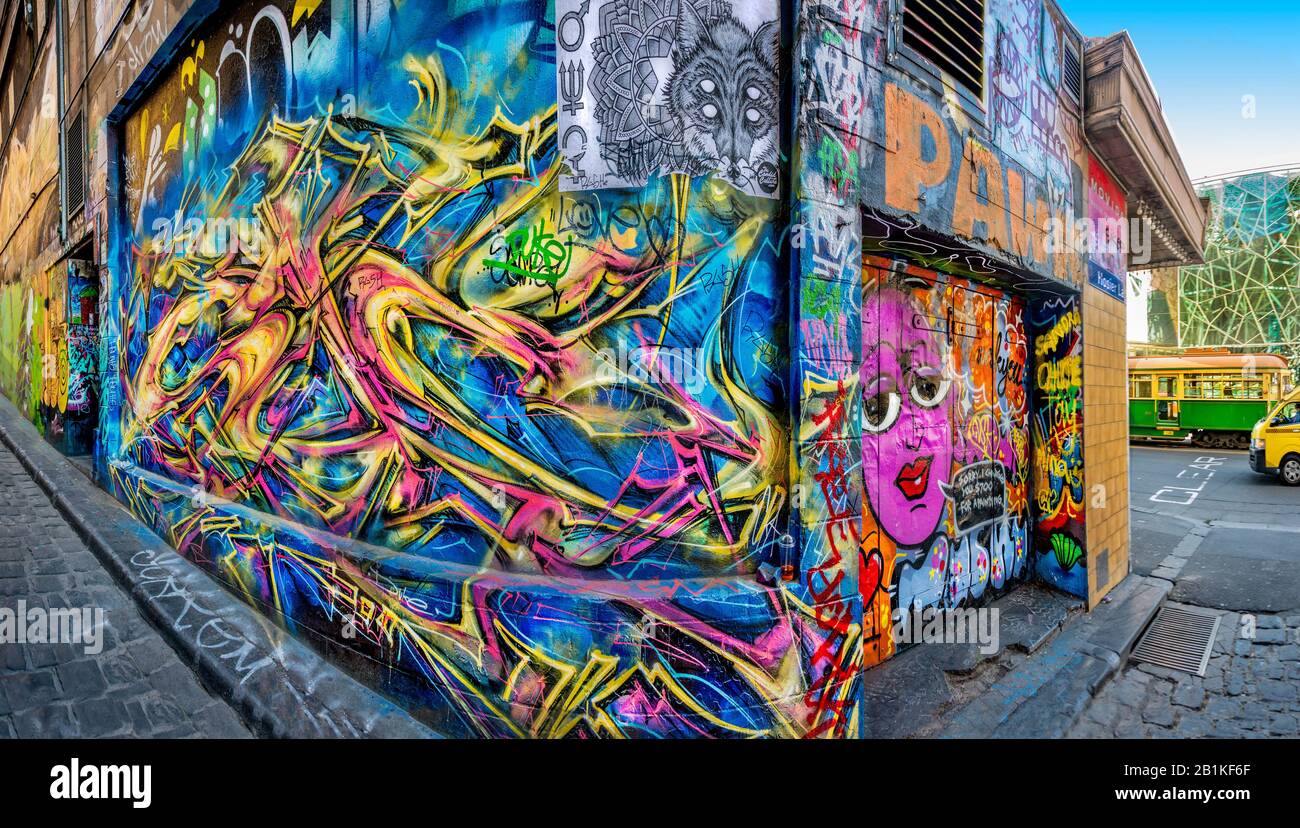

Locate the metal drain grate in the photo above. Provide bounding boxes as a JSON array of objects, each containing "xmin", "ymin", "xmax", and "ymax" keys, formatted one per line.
[{"xmin": 1131, "ymin": 606, "xmax": 1221, "ymax": 676}]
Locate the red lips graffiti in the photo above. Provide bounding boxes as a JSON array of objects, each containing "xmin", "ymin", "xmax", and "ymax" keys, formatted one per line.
[{"xmin": 895, "ymin": 456, "xmax": 932, "ymax": 501}]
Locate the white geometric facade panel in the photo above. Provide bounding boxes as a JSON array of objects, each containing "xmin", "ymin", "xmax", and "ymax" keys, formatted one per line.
[{"xmin": 1177, "ymin": 168, "xmax": 1300, "ymax": 379}]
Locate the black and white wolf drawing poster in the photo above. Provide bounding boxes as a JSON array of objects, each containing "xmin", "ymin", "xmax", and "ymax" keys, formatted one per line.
[{"xmin": 557, "ymin": 0, "xmax": 780, "ymax": 198}]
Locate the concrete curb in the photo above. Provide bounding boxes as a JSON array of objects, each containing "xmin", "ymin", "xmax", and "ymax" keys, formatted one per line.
[
  {"xmin": 1086, "ymin": 575, "xmax": 1173, "ymax": 664},
  {"xmin": 0, "ymin": 395, "xmax": 437, "ymax": 739}
]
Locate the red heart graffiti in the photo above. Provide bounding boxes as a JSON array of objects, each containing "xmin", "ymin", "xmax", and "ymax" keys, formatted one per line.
[{"xmin": 861, "ymin": 548, "xmax": 883, "ymax": 600}]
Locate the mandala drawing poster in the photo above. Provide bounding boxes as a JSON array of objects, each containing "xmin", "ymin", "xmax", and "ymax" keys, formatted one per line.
[{"xmin": 557, "ymin": 0, "xmax": 780, "ymax": 199}]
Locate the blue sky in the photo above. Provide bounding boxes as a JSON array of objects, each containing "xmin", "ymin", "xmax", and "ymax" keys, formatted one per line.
[{"xmin": 1059, "ymin": 0, "xmax": 1300, "ymax": 181}]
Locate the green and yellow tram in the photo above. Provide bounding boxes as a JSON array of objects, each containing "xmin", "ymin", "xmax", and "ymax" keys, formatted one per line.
[{"xmin": 1129, "ymin": 353, "xmax": 1293, "ymax": 449}]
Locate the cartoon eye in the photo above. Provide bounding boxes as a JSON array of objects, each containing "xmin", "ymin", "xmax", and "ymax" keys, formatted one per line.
[
  {"xmin": 700, "ymin": 79, "xmax": 716, "ymax": 94},
  {"xmin": 701, "ymin": 103, "xmax": 719, "ymax": 119},
  {"xmin": 745, "ymin": 108, "xmax": 761, "ymax": 123},
  {"xmin": 910, "ymin": 375, "xmax": 951, "ymax": 408},
  {"xmin": 746, "ymin": 86, "xmax": 761, "ymax": 100},
  {"xmin": 863, "ymin": 390, "xmax": 902, "ymax": 434}
]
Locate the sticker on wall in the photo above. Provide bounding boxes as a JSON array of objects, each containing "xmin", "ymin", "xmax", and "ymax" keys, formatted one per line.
[{"xmin": 556, "ymin": 0, "xmax": 780, "ymax": 198}]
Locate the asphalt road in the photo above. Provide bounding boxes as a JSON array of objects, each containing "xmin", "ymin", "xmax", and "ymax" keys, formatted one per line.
[{"xmin": 1129, "ymin": 445, "xmax": 1300, "ymax": 614}]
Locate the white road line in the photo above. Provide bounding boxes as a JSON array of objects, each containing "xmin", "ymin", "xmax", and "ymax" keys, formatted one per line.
[
  {"xmin": 1131, "ymin": 505, "xmax": 1209, "ymax": 529},
  {"xmin": 1207, "ymin": 521, "xmax": 1300, "ymax": 535}
]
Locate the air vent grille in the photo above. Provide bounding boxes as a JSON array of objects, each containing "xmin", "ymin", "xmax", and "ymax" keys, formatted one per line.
[
  {"xmin": 1062, "ymin": 40, "xmax": 1083, "ymax": 103},
  {"xmin": 901, "ymin": 0, "xmax": 986, "ymax": 100},
  {"xmin": 63, "ymin": 110, "xmax": 86, "ymax": 220}
]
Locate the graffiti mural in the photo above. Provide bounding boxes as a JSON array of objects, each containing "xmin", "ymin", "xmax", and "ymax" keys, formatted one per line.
[
  {"xmin": 557, "ymin": 0, "xmax": 780, "ymax": 197},
  {"xmin": 861, "ymin": 0, "xmax": 1089, "ymax": 298},
  {"xmin": 876, "ymin": 81, "xmax": 1085, "ymax": 289},
  {"xmin": 0, "ymin": 0, "xmax": 1131, "ymax": 738},
  {"xmin": 0, "ymin": 277, "xmax": 40, "ymax": 424},
  {"xmin": 103, "ymin": 0, "xmax": 857, "ymax": 738},
  {"xmin": 861, "ymin": 257, "xmax": 1032, "ymax": 661},
  {"xmin": 0, "ymin": 26, "xmax": 60, "ymax": 433},
  {"xmin": 0, "ymin": 257, "xmax": 97, "ymax": 454},
  {"xmin": 987, "ymin": 0, "xmax": 1083, "ymax": 210},
  {"xmin": 61, "ymin": 261, "xmax": 102, "ymax": 454},
  {"xmin": 788, "ymin": 0, "xmax": 878, "ymax": 737},
  {"xmin": 1029, "ymin": 295, "xmax": 1086, "ymax": 596}
]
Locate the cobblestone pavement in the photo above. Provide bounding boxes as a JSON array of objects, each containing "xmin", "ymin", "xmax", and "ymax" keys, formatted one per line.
[
  {"xmin": 1069, "ymin": 605, "xmax": 1300, "ymax": 738},
  {"xmin": 0, "ymin": 444, "xmax": 251, "ymax": 738}
]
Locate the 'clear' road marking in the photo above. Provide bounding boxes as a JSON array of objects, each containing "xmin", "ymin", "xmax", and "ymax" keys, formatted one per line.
[{"xmin": 1150, "ymin": 456, "xmax": 1227, "ymax": 506}]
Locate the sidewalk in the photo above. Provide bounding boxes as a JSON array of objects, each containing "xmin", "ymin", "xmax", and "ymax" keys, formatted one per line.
[
  {"xmin": 0, "ymin": 440, "xmax": 251, "ymax": 737},
  {"xmin": 0, "ymin": 395, "xmax": 436, "ymax": 739},
  {"xmin": 860, "ymin": 573, "xmax": 1170, "ymax": 738}
]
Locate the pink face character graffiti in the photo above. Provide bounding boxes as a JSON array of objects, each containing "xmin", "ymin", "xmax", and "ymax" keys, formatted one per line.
[{"xmin": 861, "ymin": 282, "xmax": 953, "ymax": 548}]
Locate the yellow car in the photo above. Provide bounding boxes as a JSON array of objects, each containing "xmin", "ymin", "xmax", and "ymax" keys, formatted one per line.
[{"xmin": 1251, "ymin": 388, "xmax": 1300, "ymax": 486}]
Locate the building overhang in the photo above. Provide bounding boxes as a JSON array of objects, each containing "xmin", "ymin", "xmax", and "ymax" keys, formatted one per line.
[
  {"xmin": 860, "ymin": 207, "xmax": 1082, "ymax": 301},
  {"xmin": 1084, "ymin": 32, "xmax": 1208, "ymax": 269}
]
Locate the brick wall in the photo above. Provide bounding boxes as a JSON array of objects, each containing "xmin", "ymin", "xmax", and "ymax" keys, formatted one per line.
[{"xmin": 1083, "ymin": 283, "xmax": 1130, "ymax": 605}]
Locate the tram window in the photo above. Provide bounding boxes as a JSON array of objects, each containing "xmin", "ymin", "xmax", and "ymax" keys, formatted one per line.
[
  {"xmin": 1131, "ymin": 375, "xmax": 1153, "ymax": 397},
  {"xmin": 1156, "ymin": 377, "xmax": 1176, "ymax": 398},
  {"xmin": 1184, "ymin": 375, "xmax": 1264, "ymax": 399}
]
